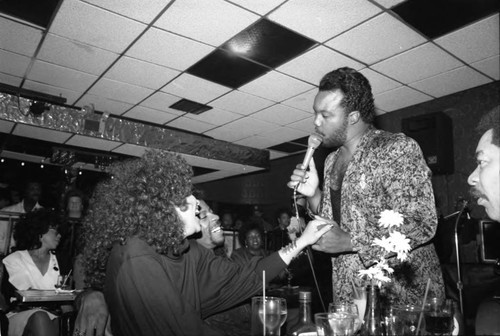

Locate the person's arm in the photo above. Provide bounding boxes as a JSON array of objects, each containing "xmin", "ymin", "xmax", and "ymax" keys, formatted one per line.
[
  {"xmin": 73, "ymin": 290, "xmax": 109, "ymax": 336},
  {"xmin": 3, "ymin": 253, "xmax": 31, "ymax": 290}
]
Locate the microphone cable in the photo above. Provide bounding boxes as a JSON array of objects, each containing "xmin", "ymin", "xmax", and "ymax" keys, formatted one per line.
[{"xmin": 292, "ymin": 185, "xmax": 327, "ymax": 312}]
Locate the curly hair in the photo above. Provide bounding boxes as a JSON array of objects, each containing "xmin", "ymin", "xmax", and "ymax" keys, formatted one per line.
[
  {"xmin": 319, "ymin": 67, "xmax": 375, "ymax": 124},
  {"xmin": 238, "ymin": 218, "xmax": 265, "ymax": 247},
  {"xmin": 80, "ymin": 150, "xmax": 193, "ymax": 288},
  {"xmin": 14, "ymin": 209, "xmax": 59, "ymax": 251},
  {"xmin": 476, "ymin": 105, "xmax": 499, "ymax": 147}
]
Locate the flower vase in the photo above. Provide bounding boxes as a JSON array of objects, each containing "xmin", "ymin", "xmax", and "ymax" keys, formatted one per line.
[{"xmin": 361, "ymin": 285, "xmax": 384, "ymax": 336}]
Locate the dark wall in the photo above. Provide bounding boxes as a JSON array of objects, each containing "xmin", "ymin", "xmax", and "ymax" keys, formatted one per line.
[
  {"xmin": 376, "ymin": 81, "xmax": 499, "ymax": 219},
  {"xmin": 197, "ymin": 81, "xmax": 499, "ymax": 222}
]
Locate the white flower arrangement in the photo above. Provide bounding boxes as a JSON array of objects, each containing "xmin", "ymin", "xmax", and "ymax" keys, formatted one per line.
[{"xmin": 358, "ymin": 210, "xmax": 411, "ymax": 285}]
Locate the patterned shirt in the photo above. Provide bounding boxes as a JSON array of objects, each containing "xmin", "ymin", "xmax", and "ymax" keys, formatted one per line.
[{"xmin": 319, "ymin": 126, "xmax": 445, "ymax": 305}]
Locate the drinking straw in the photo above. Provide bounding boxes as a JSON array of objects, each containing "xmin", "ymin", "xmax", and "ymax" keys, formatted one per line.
[
  {"xmin": 62, "ymin": 269, "xmax": 73, "ymax": 289},
  {"xmin": 262, "ymin": 270, "xmax": 266, "ymax": 336},
  {"xmin": 351, "ymin": 279, "xmax": 359, "ymax": 297},
  {"xmin": 416, "ymin": 278, "xmax": 431, "ymax": 335}
]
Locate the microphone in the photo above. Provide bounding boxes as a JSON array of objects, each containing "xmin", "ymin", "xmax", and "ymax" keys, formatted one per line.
[{"xmin": 301, "ymin": 134, "xmax": 323, "ymax": 170}]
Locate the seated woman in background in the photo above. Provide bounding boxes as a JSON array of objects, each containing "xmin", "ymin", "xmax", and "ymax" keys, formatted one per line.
[
  {"xmin": 79, "ymin": 150, "xmax": 332, "ymax": 336},
  {"xmin": 2, "ymin": 209, "xmax": 62, "ymax": 336},
  {"xmin": 231, "ymin": 220, "xmax": 269, "ymax": 263}
]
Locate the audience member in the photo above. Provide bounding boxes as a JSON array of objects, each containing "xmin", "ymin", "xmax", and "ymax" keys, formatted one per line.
[
  {"xmin": 220, "ymin": 211, "xmax": 234, "ymax": 230},
  {"xmin": 57, "ymin": 188, "xmax": 86, "ymax": 275},
  {"xmin": 2, "ymin": 209, "xmax": 62, "ymax": 336},
  {"xmin": 232, "ymin": 219, "xmax": 269, "ymax": 263},
  {"xmin": 1, "ymin": 181, "xmax": 43, "ymax": 214},
  {"xmin": 249, "ymin": 205, "xmax": 274, "ymax": 232},
  {"xmin": 288, "ymin": 67, "xmax": 444, "ymax": 305},
  {"xmin": 468, "ymin": 106, "xmax": 500, "ymax": 335},
  {"xmin": 267, "ymin": 207, "xmax": 293, "ymax": 251},
  {"xmin": 78, "ymin": 150, "xmax": 331, "ymax": 336}
]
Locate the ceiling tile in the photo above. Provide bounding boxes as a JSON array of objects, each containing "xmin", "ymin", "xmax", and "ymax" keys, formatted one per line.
[
  {"xmin": 126, "ymin": 27, "xmax": 214, "ymax": 71},
  {"xmin": 359, "ymin": 68, "xmax": 402, "ymax": 94},
  {"xmin": 161, "ymin": 73, "xmax": 231, "ymax": 104},
  {"xmin": 66, "ymin": 134, "xmax": 121, "ymax": 151},
  {"xmin": 27, "ymin": 60, "xmax": 98, "ymax": 93},
  {"xmin": 371, "ymin": 43, "xmax": 463, "ymax": 83},
  {"xmin": 155, "ymin": 0, "xmax": 259, "ymax": 47},
  {"xmin": 286, "ymin": 117, "xmax": 315, "ymax": 134},
  {"xmin": 22, "ymin": 80, "xmax": 81, "ymax": 105},
  {"xmin": 281, "ymin": 88, "xmax": 317, "ymax": 112},
  {"xmin": 87, "ymin": 78, "xmax": 154, "ymax": 105},
  {"xmin": 268, "ymin": 0, "xmax": 382, "ymax": 42},
  {"xmin": 391, "ymin": 0, "xmax": 498, "ymax": 39},
  {"xmin": 140, "ymin": 92, "xmax": 184, "ymax": 115},
  {"xmin": 82, "ymin": 0, "xmax": 167, "ymax": 23},
  {"xmin": 223, "ymin": 116, "xmax": 277, "ymax": 136},
  {"xmin": 112, "ymin": 143, "xmax": 147, "ymax": 157},
  {"xmin": 185, "ymin": 108, "xmax": 242, "ymax": 126},
  {"xmin": 76, "ymin": 94, "xmax": 133, "ymax": 115},
  {"xmin": 235, "ymin": 135, "xmax": 285, "ymax": 149},
  {"xmin": 0, "ymin": 18, "xmax": 43, "ymax": 57},
  {"xmin": 374, "ymin": 86, "xmax": 433, "ymax": 112},
  {"xmin": 0, "ymin": 72, "xmax": 22, "ymax": 87},
  {"xmin": 204, "ymin": 126, "xmax": 248, "ymax": 142},
  {"xmin": 251, "ymin": 104, "xmax": 311, "ymax": 126},
  {"xmin": 210, "ymin": 91, "xmax": 274, "ymax": 116},
  {"xmin": 13, "ymin": 124, "xmax": 72, "ymax": 143},
  {"xmin": 239, "ymin": 71, "xmax": 314, "ymax": 102},
  {"xmin": 186, "ymin": 49, "xmax": 269, "ymax": 89},
  {"xmin": 258, "ymin": 126, "xmax": 310, "ymax": 142},
  {"xmin": 277, "ymin": 46, "xmax": 363, "ymax": 85},
  {"xmin": 220, "ymin": 19, "xmax": 316, "ymax": 68},
  {"xmin": 105, "ymin": 56, "xmax": 180, "ymax": 90},
  {"xmin": 471, "ymin": 55, "xmax": 500, "ymax": 80},
  {"xmin": 37, "ymin": 34, "xmax": 119, "ymax": 76},
  {"xmin": 49, "ymin": 0, "xmax": 146, "ymax": 53},
  {"xmin": 0, "ymin": 120, "xmax": 15, "ymax": 133},
  {"xmin": 269, "ymin": 149, "xmax": 288, "ymax": 160},
  {"xmin": 0, "ymin": 50, "xmax": 31, "ymax": 77},
  {"xmin": 435, "ymin": 14, "xmax": 499, "ymax": 64},
  {"xmin": 326, "ymin": 13, "xmax": 426, "ymax": 65},
  {"xmin": 123, "ymin": 105, "xmax": 178, "ymax": 125},
  {"xmin": 166, "ymin": 116, "xmax": 215, "ymax": 133},
  {"xmin": 409, "ymin": 66, "xmax": 491, "ymax": 98},
  {"xmin": 229, "ymin": 0, "xmax": 286, "ymax": 15}
]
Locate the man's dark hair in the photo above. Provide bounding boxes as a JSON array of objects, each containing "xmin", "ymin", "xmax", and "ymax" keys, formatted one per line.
[
  {"xmin": 319, "ymin": 67, "xmax": 375, "ymax": 124},
  {"xmin": 476, "ymin": 105, "xmax": 499, "ymax": 147}
]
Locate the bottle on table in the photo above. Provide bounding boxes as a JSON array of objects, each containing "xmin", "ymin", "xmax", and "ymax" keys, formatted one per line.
[{"xmin": 288, "ymin": 291, "xmax": 316, "ymax": 336}]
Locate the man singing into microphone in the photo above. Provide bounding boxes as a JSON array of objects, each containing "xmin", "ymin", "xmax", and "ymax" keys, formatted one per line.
[{"xmin": 288, "ymin": 67, "xmax": 444, "ymax": 305}]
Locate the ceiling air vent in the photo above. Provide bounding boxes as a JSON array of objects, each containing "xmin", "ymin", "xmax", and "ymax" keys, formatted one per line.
[{"xmin": 169, "ymin": 99, "xmax": 212, "ymax": 115}]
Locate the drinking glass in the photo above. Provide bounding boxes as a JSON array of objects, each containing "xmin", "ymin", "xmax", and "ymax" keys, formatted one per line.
[
  {"xmin": 251, "ymin": 296, "xmax": 287, "ymax": 336},
  {"xmin": 315, "ymin": 312, "xmax": 356, "ymax": 336},
  {"xmin": 386, "ymin": 304, "xmax": 422, "ymax": 336},
  {"xmin": 352, "ymin": 286, "xmax": 367, "ymax": 323},
  {"xmin": 328, "ymin": 302, "xmax": 361, "ymax": 334},
  {"xmin": 424, "ymin": 298, "xmax": 454, "ymax": 336}
]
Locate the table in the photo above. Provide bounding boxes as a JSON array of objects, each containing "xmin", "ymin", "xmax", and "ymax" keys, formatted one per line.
[{"xmin": 15, "ymin": 289, "xmax": 81, "ymax": 304}]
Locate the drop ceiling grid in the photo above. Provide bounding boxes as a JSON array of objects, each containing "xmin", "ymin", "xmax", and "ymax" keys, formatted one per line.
[
  {"xmin": 81, "ymin": 0, "xmax": 167, "ymax": 24},
  {"xmin": 76, "ymin": 94, "xmax": 134, "ymax": 116},
  {"xmin": 153, "ymin": 0, "xmax": 260, "ymax": 47},
  {"xmin": 65, "ymin": 134, "xmax": 122, "ymax": 151},
  {"xmin": 374, "ymin": 85, "xmax": 433, "ymax": 112},
  {"xmin": 37, "ymin": 34, "xmax": 120, "ymax": 76},
  {"xmin": 123, "ymin": 105, "xmax": 179, "ymax": 125},
  {"xmin": 13, "ymin": 124, "xmax": 72, "ymax": 143},
  {"xmin": 48, "ymin": 0, "xmax": 147, "ymax": 54},
  {"xmin": 104, "ymin": 56, "xmax": 181, "ymax": 91},
  {"xmin": 0, "ymin": 50, "xmax": 31, "ymax": 78},
  {"xmin": 250, "ymin": 104, "xmax": 311, "ymax": 126},
  {"xmin": 325, "ymin": 12, "xmax": 427, "ymax": 66},
  {"xmin": 276, "ymin": 45, "xmax": 364, "ymax": 86},
  {"xmin": 87, "ymin": 78, "xmax": 155, "ymax": 106},
  {"xmin": 209, "ymin": 91, "xmax": 275, "ymax": 116},
  {"xmin": 0, "ymin": 18, "xmax": 43, "ymax": 57},
  {"xmin": 22, "ymin": 80, "xmax": 82, "ymax": 105},
  {"xmin": 161, "ymin": 73, "xmax": 232, "ymax": 104}
]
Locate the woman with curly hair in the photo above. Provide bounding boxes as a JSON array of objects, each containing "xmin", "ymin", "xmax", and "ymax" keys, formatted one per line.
[
  {"xmin": 79, "ymin": 150, "xmax": 332, "ymax": 336},
  {"xmin": 2, "ymin": 209, "xmax": 62, "ymax": 336}
]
